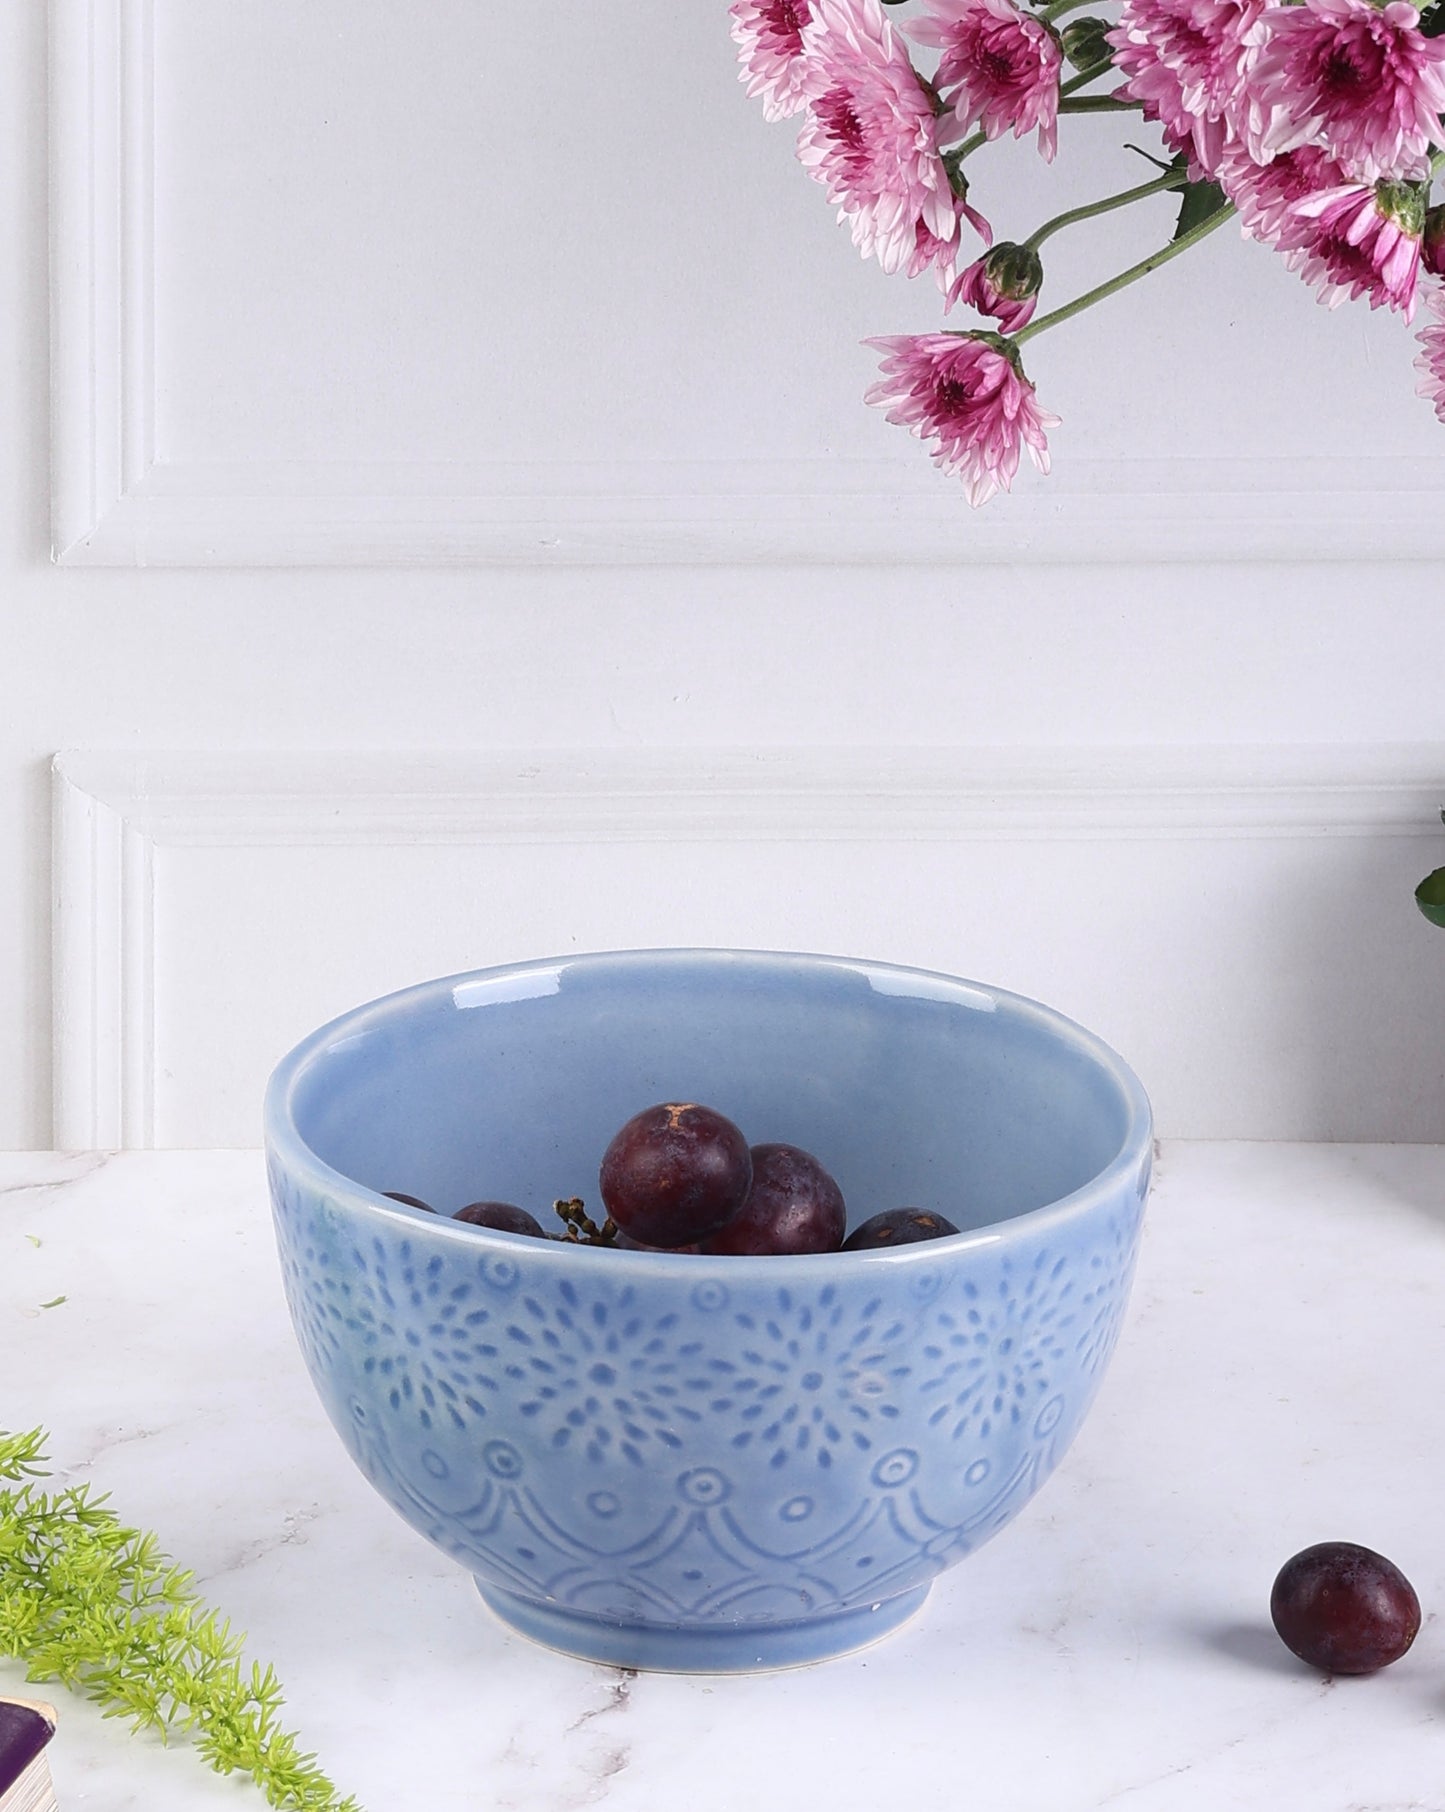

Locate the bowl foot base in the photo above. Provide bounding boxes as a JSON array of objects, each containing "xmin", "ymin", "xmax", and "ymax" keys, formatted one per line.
[{"xmin": 474, "ymin": 1579, "xmax": 931, "ymax": 1673}]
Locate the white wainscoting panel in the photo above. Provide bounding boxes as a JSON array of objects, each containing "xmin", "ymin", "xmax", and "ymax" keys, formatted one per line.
[
  {"xmin": 51, "ymin": 747, "xmax": 1445, "ymax": 1148},
  {"xmin": 50, "ymin": 0, "xmax": 1445, "ymax": 566}
]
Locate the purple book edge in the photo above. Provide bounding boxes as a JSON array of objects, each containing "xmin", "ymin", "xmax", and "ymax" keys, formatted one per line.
[{"xmin": 0, "ymin": 1699, "xmax": 55, "ymax": 1798}]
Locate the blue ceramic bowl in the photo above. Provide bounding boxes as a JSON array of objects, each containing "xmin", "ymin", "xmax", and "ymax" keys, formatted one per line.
[{"xmin": 264, "ymin": 949, "xmax": 1152, "ymax": 1672}]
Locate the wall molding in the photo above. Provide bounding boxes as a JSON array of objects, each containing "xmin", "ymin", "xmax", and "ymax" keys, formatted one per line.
[
  {"xmin": 51, "ymin": 745, "xmax": 1445, "ymax": 1148},
  {"xmin": 52, "ymin": 756, "xmax": 157, "ymax": 1152},
  {"xmin": 50, "ymin": 0, "xmax": 156, "ymax": 564},
  {"xmin": 48, "ymin": 0, "xmax": 1445, "ymax": 567}
]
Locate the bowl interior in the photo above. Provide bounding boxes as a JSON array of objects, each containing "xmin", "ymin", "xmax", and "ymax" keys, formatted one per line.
[{"xmin": 273, "ymin": 950, "xmax": 1145, "ymax": 1236}]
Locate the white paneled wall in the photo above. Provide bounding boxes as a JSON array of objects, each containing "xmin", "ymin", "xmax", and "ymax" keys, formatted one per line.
[
  {"xmin": 14, "ymin": 7, "xmax": 1445, "ymax": 1152},
  {"xmin": 49, "ymin": 0, "xmax": 1445, "ymax": 565},
  {"xmin": 52, "ymin": 749, "xmax": 1445, "ymax": 1147}
]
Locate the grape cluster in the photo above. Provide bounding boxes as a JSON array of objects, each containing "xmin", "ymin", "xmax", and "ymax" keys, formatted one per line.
[
  {"xmin": 599, "ymin": 1100, "xmax": 960, "ymax": 1254},
  {"xmin": 382, "ymin": 1099, "xmax": 961, "ymax": 1255}
]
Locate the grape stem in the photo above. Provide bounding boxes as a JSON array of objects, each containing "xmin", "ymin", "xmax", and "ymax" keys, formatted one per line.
[{"xmin": 552, "ymin": 1199, "xmax": 617, "ymax": 1245}]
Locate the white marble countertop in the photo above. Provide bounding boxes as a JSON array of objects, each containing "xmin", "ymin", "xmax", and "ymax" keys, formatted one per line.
[{"xmin": 4, "ymin": 1143, "xmax": 1445, "ymax": 1812}]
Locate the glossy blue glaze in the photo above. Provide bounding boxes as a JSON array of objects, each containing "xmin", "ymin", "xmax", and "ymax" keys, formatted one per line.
[{"xmin": 264, "ymin": 949, "xmax": 1152, "ymax": 1672}]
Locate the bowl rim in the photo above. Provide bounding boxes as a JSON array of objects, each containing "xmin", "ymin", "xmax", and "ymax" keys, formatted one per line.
[{"xmin": 263, "ymin": 946, "xmax": 1153, "ymax": 1271}]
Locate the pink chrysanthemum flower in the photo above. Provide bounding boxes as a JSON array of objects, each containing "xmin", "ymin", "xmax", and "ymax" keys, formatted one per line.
[
  {"xmin": 731, "ymin": 0, "xmax": 816, "ymax": 120},
  {"xmin": 1108, "ymin": 0, "xmax": 1267, "ymax": 177},
  {"xmin": 1216, "ymin": 139, "xmax": 1350, "ymax": 247},
  {"xmin": 1412, "ymin": 282, "xmax": 1445, "ymax": 419},
  {"xmin": 899, "ymin": 211, "xmax": 970, "ymax": 293},
  {"xmin": 1286, "ymin": 178, "xmax": 1425, "ymax": 316},
  {"xmin": 864, "ymin": 332, "xmax": 1059, "ymax": 505},
  {"xmin": 907, "ymin": 0, "xmax": 1065, "ymax": 161},
  {"xmin": 1136, "ymin": 82, "xmax": 1233, "ymax": 178},
  {"xmin": 1246, "ymin": 0, "xmax": 1445, "ymax": 183},
  {"xmin": 906, "ymin": 185, "xmax": 996, "ymax": 287},
  {"xmin": 907, "ymin": 212, "xmax": 964, "ymax": 283},
  {"xmin": 797, "ymin": 0, "xmax": 967, "ymax": 276}
]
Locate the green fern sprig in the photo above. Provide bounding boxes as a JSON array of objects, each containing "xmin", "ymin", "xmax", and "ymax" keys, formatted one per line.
[{"xmin": 0, "ymin": 1428, "xmax": 361, "ymax": 1811}]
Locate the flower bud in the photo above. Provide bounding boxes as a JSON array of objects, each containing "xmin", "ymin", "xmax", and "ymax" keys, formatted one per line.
[
  {"xmin": 1059, "ymin": 16, "xmax": 1114, "ymax": 73},
  {"xmin": 983, "ymin": 241, "xmax": 1044, "ymax": 301},
  {"xmin": 1376, "ymin": 177, "xmax": 1427, "ymax": 238},
  {"xmin": 946, "ymin": 242, "xmax": 1043, "ymax": 331},
  {"xmin": 1423, "ymin": 202, "xmax": 1445, "ymax": 277}
]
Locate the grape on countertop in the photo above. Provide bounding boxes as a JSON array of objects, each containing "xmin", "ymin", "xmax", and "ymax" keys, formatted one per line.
[{"xmin": 1270, "ymin": 1541, "xmax": 1420, "ymax": 1675}]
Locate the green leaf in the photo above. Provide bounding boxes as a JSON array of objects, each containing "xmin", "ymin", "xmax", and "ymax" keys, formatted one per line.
[
  {"xmin": 0, "ymin": 1428, "xmax": 362, "ymax": 1811},
  {"xmin": 1416, "ymin": 866, "xmax": 1445, "ymax": 926},
  {"xmin": 1174, "ymin": 178, "xmax": 1227, "ymax": 239}
]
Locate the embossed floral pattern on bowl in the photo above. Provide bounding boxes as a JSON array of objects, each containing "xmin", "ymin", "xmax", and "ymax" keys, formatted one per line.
[{"xmin": 265, "ymin": 949, "xmax": 1152, "ymax": 1671}]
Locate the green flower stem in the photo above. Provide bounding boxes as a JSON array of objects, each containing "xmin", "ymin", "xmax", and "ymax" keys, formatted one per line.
[
  {"xmin": 942, "ymin": 129, "xmax": 988, "ymax": 164},
  {"xmin": 1058, "ymin": 62, "xmax": 1113, "ymax": 98},
  {"xmin": 1057, "ymin": 93, "xmax": 1144, "ymax": 113},
  {"xmin": 1014, "ymin": 200, "xmax": 1237, "ymax": 344},
  {"xmin": 1040, "ymin": 0, "xmax": 1099, "ymax": 22},
  {"xmin": 1024, "ymin": 168, "xmax": 1188, "ymax": 251}
]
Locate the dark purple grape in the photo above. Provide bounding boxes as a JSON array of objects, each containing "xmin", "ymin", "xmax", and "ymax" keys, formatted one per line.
[
  {"xmin": 453, "ymin": 1200, "xmax": 546, "ymax": 1238},
  {"xmin": 383, "ymin": 1191, "xmax": 435, "ymax": 1212},
  {"xmin": 841, "ymin": 1207, "xmax": 960, "ymax": 1251},
  {"xmin": 614, "ymin": 1228, "xmax": 703, "ymax": 1254},
  {"xmin": 599, "ymin": 1102, "xmax": 752, "ymax": 1248},
  {"xmin": 703, "ymin": 1143, "xmax": 846, "ymax": 1255},
  {"xmin": 1270, "ymin": 1542, "xmax": 1420, "ymax": 1674}
]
